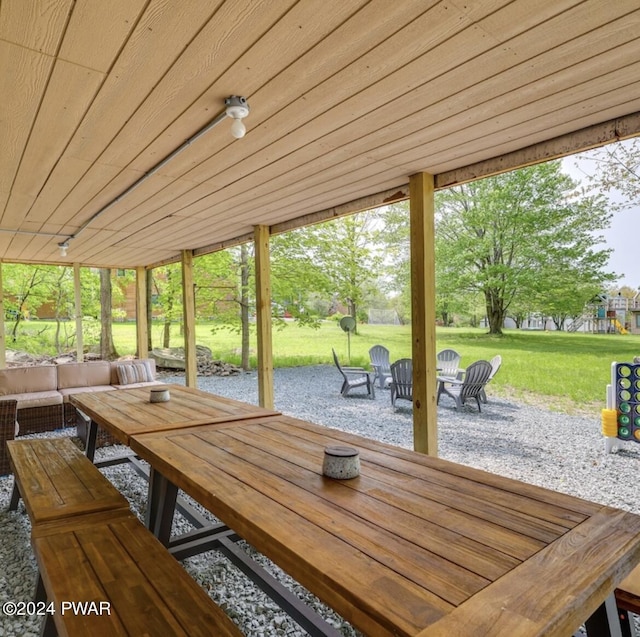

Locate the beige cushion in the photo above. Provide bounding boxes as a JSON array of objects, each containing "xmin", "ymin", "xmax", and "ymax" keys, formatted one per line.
[
  {"xmin": 111, "ymin": 380, "xmax": 163, "ymax": 390},
  {"xmin": 58, "ymin": 385, "xmax": 116, "ymax": 402},
  {"xmin": 56, "ymin": 361, "xmax": 111, "ymax": 389},
  {"xmin": 0, "ymin": 366, "xmax": 57, "ymax": 395},
  {"xmin": 2, "ymin": 390, "xmax": 63, "ymax": 409}
]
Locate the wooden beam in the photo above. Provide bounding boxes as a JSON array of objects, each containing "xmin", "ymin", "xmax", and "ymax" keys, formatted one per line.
[
  {"xmin": 270, "ymin": 187, "xmax": 410, "ymax": 236},
  {"xmin": 168, "ymin": 112, "xmax": 640, "ymax": 269},
  {"xmin": 436, "ymin": 112, "xmax": 640, "ymax": 189},
  {"xmin": 135, "ymin": 266, "xmax": 148, "ymax": 359},
  {"xmin": 409, "ymin": 173, "xmax": 437, "ymax": 456},
  {"xmin": 169, "ymin": 188, "xmax": 411, "ymax": 266},
  {"xmin": 73, "ymin": 263, "xmax": 83, "ymax": 362},
  {"xmin": 181, "ymin": 250, "xmax": 197, "ymax": 388},
  {"xmin": 0, "ymin": 262, "xmax": 5, "ymax": 369},
  {"xmin": 192, "ymin": 232, "xmax": 255, "ymax": 261},
  {"xmin": 254, "ymin": 225, "xmax": 274, "ymax": 410}
]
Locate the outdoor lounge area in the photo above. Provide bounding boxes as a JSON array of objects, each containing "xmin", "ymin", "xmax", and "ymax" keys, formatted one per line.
[{"xmin": 2, "ymin": 1, "xmax": 640, "ymax": 635}]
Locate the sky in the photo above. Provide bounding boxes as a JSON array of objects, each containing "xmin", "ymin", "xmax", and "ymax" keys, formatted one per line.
[{"xmin": 561, "ymin": 140, "xmax": 639, "ymax": 290}]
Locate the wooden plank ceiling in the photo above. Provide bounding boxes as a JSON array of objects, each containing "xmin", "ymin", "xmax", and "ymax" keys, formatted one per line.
[{"xmin": 1, "ymin": 0, "xmax": 639, "ymax": 268}]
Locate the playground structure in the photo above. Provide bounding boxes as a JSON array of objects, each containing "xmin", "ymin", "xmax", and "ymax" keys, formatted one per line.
[
  {"xmin": 603, "ymin": 361, "xmax": 640, "ymax": 453},
  {"xmin": 569, "ymin": 293, "xmax": 640, "ymax": 335}
]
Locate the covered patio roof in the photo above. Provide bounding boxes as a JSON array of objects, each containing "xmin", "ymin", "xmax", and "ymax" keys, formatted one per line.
[{"xmin": 1, "ymin": 0, "xmax": 639, "ymax": 269}]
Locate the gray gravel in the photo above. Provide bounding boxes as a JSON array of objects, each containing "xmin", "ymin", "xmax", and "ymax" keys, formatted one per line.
[{"xmin": 1, "ymin": 364, "xmax": 639, "ymax": 636}]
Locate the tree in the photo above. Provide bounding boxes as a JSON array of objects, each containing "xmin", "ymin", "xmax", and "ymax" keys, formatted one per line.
[
  {"xmin": 3, "ymin": 264, "xmax": 52, "ymax": 341},
  {"xmin": 270, "ymin": 228, "xmax": 330, "ymax": 325},
  {"xmin": 239, "ymin": 244, "xmax": 251, "ymax": 370},
  {"xmin": 435, "ymin": 162, "xmax": 614, "ymax": 335},
  {"xmin": 50, "ymin": 267, "xmax": 75, "ymax": 352},
  {"xmin": 151, "ymin": 264, "xmax": 182, "ymax": 348},
  {"xmin": 582, "ymin": 138, "xmax": 640, "ymax": 209},
  {"xmin": 375, "ymin": 203, "xmax": 411, "ymax": 323},
  {"xmin": 99, "ymin": 269, "xmax": 118, "ymax": 359},
  {"xmin": 310, "ymin": 213, "xmax": 383, "ymax": 329}
]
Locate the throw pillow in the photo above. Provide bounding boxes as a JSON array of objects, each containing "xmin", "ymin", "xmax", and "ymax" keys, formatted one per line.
[{"xmin": 116, "ymin": 362, "xmax": 151, "ymax": 385}]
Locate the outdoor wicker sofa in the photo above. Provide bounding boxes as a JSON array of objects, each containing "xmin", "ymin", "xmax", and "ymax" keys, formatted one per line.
[{"xmin": 0, "ymin": 359, "xmax": 161, "ymax": 475}]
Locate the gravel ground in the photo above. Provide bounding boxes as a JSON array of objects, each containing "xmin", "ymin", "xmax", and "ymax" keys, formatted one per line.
[{"xmin": 1, "ymin": 364, "xmax": 639, "ymax": 636}]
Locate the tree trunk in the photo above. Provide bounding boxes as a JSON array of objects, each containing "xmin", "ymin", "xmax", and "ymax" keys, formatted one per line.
[
  {"xmin": 100, "ymin": 269, "xmax": 118, "ymax": 359},
  {"xmin": 240, "ymin": 244, "xmax": 251, "ymax": 371},
  {"xmin": 10, "ymin": 313, "xmax": 22, "ymax": 341},
  {"xmin": 146, "ymin": 269, "xmax": 153, "ymax": 351},
  {"xmin": 346, "ymin": 297, "xmax": 358, "ymax": 334},
  {"xmin": 163, "ymin": 270, "xmax": 173, "ymax": 347},
  {"xmin": 484, "ymin": 290, "xmax": 504, "ymax": 335}
]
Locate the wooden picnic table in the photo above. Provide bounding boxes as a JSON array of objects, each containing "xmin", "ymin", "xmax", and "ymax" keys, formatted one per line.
[
  {"xmin": 70, "ymin": 384, "xmax": 280, "ymax": 458},
  {"xmin": 127, "ymin": 413, "xmax": 640, "ymax": 637}
]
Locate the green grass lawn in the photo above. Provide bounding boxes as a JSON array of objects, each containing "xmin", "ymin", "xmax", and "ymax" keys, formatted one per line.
[
  {"xmin": 118, "ymin": 321, "xmax": 639, "ymax": 409},
  {"xmin": 12, "ymin": 319, "xmax": 640, "ymax": 409}
]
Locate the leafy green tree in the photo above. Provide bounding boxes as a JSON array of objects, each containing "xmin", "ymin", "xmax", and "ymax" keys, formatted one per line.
[
  {"xmin": 150, "ymin": 264, "xmax": 182, "ymax": 348},
  {"xmin": 582, "ymin": 138, "xmax": 640, "ymax": 208},
  {"xmin": 375, "ymin": 203, "xmax": 411, "ymax": 323},
  {"xmin": 3, "ymin": 264, "xmax": 53, "ymax": 340},
  {"xmin": 270, "ymin": 228, "xmax": 330, "ymax": 325},
  {"xmin": 50, "ymin": 267, "xmax": 75, "ymax": 352},
  {"xmin": 100, "ymin": 269, "xmax": 118, "ymax": 359},
  {"xmin": 310, "ymin": 212, "xmax": 383, "ymax": 330},
  {"xmin": 435, "ymin": 162, "xmax": 614, "ymax": 335},
  {"xmin": 193, "ymin": 251, "xmax": 237, "ymax": 322}
]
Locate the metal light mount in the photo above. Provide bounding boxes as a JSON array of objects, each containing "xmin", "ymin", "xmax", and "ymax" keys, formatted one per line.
[
  {"xmin": 225, "ymin": 95, "xmax": 250, "ymax": 138},
  {"xmin": 57, "ymin": 240, "xmax": 70, "ymax": 257},
  {"xmin": 53, "ymin": 95, "xmax": 251, "ymax": 254}
]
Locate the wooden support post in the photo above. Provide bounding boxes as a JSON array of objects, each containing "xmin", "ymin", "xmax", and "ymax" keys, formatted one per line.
[
  {"xmin": 73, "ymin": 263, "xmax": 83, "ymax": 362},
  {"xmin": 409, "ymin": 173, "xmax": 438, "ymax": 456},
  {"xmin": 0, "ymin": 262, "xmax": 5, "ymax": 369},
  {"xmin": 254, "ymin": 226, "xmax": 274, "ymax": 409},
  {"xmin": 135, "ymin": 266, "xmax": 149, "ymax": 359},
  {"xmin": 181, "ymin": 250, "xmax": 197, "ymax": 388}
]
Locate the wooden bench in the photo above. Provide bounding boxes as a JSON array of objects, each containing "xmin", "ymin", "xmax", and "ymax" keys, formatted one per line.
[
  {"xmin": 6, "ymin": 437, "xmax": 130, "ymax": 524},
  {"xmin": 616, "ymin": 566, "xmax": 640, "ymax": 637},
  {"xmin": 7, "ymin": 437, "xmax": 242, "ymax": 636},
  {"xmin": 32, "ymin": 509, "xmax": 243, "ymax": 637}
]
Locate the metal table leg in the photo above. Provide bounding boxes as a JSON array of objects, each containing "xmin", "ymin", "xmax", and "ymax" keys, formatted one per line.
[
  {"xmin": 145, "ymin": 467, "xmax": 178, "ymax": 546},
  {"xmin": 584, "ymin": 593, "xmax": 623, "ymax": 637},
  {"xmin": 84, "ymin": 419, "xmax": 98, "ymax": 462}
]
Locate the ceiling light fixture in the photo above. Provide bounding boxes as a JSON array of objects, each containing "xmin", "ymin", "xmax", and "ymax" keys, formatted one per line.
[
  {"xmin": 225, "ymin": 95, "xmax": 250, "ymax": 139},
  {"xmin": 58, "ymin": 240, "xmax": 70, "ymax": 257}
]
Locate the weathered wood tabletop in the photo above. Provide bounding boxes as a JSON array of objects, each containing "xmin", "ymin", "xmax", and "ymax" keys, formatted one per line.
[
  {"xmin": 129, "ymin": 413, "xmax": 640, "ymax": 637},
  {"xmin": 70, "ymin": 384, "xmax": 279, "ymax": 446}
]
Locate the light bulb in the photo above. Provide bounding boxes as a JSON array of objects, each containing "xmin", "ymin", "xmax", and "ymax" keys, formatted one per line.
[
  {"xmin": 58, "ymin": 241, "xmax": 69, "ymax": 257},
  {"xmin": 225, "ymin": 96, "xmax": 249, "ymax": 139},
  {"xmin": 230, "ymin": 117, "xmax": 246, "ymax": 139}
]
